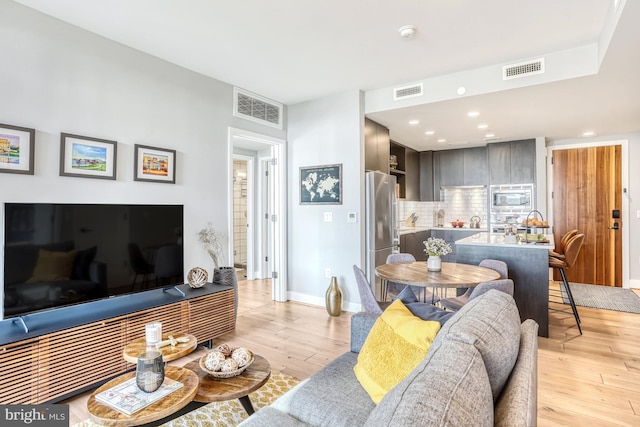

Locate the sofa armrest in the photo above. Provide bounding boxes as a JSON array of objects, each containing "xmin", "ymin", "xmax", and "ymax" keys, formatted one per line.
[
  {"xmin": 495, "ymin": 319, "xmax": 538, "ymax": 427},
  {"xmin": 350, "ymin": 312, "xmax": 378, "ymax": 353}
]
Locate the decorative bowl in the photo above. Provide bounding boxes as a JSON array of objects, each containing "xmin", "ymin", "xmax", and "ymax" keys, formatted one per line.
[{"xmin": 199, "ymin": 349, "xmax": 254, "ymax": 379}]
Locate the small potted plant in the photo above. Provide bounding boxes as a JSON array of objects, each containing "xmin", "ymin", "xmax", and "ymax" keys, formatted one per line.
[
  {"xmin": 423, "ymin": 237, "xmax": 452, "ymax": 272},
  {"xmin": 198, "ymin": 222, "xmax": 237, "ymax": 320}
]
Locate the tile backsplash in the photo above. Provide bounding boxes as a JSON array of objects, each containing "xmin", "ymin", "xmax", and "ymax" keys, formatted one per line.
[{"xmin": 398, "ymin": 187, "xmax": 488, "ymax": 228}]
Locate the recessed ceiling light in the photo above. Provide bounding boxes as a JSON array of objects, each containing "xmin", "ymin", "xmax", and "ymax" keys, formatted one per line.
[
  {"xmin": 457, "ymin": 87, "xmax": 466, "ymax": 95},
  {"xmin": 581, "ymin": 131, "xmax": 596, "ymax": 137},
  {"xmin": 409, "ymin": 120, "xmax": 420, "ymax": 125},
  {"xmin": 467, "ymin": 111, "xmax": 480, "ymax": 118},
  {"xmin": 485, "ymin": 133, "xmax": 495, "ymax": 138},
  {"xmin": 437, "ymin": 139, "xmax": 447, "ymax": 143},
  {"xmin": 477, "ymin": 124, "xmax": 489, "ymax": 130},
  {"xmin": 425, "ymin": 130, "xmax": 435, "ymax": 135}
]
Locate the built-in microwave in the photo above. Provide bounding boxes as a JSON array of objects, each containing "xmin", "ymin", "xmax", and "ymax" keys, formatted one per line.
[{"xmin": 490, "ymin": 185, "xmax": 533, "ymax": 210}]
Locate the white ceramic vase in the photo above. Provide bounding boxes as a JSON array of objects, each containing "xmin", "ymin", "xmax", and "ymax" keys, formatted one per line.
[{"xmin": 427, "ymin": 255, "xmax": 442, "ymax": 272}]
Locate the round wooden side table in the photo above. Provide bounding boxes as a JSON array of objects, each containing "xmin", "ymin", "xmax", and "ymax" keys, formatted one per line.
[
  {"xmin": 122, "ymin": 333, "xmax": 197, "ymax": 363},
  {"xmin": 87, "ymin": 366, "xmax": 199, "ymax": 427},
  {"xmin": 183, "ymin": 353, "xmax": 271, "ymax": 415}
]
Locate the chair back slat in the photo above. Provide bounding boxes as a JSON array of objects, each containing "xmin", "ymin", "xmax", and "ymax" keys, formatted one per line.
[{"xmin": 562, "ymin": 234, "xmax": 585, "ymax": 268}]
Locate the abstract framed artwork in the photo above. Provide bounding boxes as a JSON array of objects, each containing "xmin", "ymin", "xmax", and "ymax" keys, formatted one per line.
[
  {"xmin": 300, "ymin": 163, "xmax": 342, "ymax": 205},
  {"xmin": 60, "ymin": 133, "xmax": 117, "ymax": 180},
  {"xmin": 0, "ymin": 123, "xmax": 35, "ymax": 175},
  {"xmin": 133, "ymin": 144, "xmax": 176, "ymax": 184}
]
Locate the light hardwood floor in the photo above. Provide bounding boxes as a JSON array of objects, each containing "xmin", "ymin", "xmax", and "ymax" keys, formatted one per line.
[{"xmin": 64, "ymin": 279, "xmax": 640, "ymax": 426}]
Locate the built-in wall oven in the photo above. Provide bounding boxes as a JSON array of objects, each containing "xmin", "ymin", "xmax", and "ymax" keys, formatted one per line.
[{"xmin": 489, "ymin": 184, "xmax": 534, "ymax": 232}]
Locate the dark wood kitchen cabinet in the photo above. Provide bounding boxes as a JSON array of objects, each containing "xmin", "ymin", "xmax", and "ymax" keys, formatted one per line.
[
  {"xmin": 388, "ymin": 141, "xmax": 419, "ymax": 200},
  {"xmin": 488, "ymin": 139, "xmax": 536, "ymax": 185},
  {"xmin": 399, "ymin": 230, "xmax": 430, "ymax": 261},
  {"xmin": 463, "ymin": 146, "xmax": 488, "ymax": 185},
  {"xmin": 438, "ymin": 149, "xmax": 464, "ymax": 186},
  {"xmin": 365, "ymin": 118, "xmax": 390, "ymax": 173},
  {"xmin": 419, "ymin": 151, "xmax": 435, "ymax": 201}
]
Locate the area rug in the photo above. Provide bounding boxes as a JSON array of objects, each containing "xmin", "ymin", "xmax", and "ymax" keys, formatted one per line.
[
  {"xmin": 559, "ymin": 282, "xmax": 640, "ymax": 314},
  {"xmin": 73, "ymin": 371, "xmax": 300, "ymax": 427}
]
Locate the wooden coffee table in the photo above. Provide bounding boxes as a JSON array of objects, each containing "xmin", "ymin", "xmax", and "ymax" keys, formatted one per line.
[
  {"xmin": 122, "ymin": 333, "xmax": 198, "ymax": 363},
  {"xmin": 183, "ymin": 354, "xmax": 271, "ymax": 415},
  {"xmin": 87, "ymin": 366, "xmax": 199, "ymax": 427}
]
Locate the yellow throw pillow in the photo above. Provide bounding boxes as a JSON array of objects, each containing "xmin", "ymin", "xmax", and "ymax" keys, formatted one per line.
[
  {"xmin": 26, "ymin": 249, "xmax": 78, "ymax": 283},
  {"xmin": 354, "ymin": 299, "xmax": 440, "ymax": 404}
]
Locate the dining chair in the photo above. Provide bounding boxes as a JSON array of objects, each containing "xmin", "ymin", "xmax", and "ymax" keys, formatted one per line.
[
  {"xmin": 384, "ymin": 253, "xmax": 439, "ymax": 304},
  {"xmin": 353, "ymin": 265, "xmax": 391, "ymax": 314},
  {"xmin": 549, "ymin": 229, "xmax": 578, "ymax": 259},
  {"xmin": 549, "ymin": 233, "xmax": 585, "ymax": 335},
  {"xmin": 439, "ymin": 259, "xmax": 509, "ymax": 311}
]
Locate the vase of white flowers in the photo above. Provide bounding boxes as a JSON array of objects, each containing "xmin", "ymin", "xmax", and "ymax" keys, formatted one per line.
[
  {"xmin": 198, "ymin": 222, "xmax": 237, "ymax": 321},
  {"xmin": 423, "ymin": 237, "xmax": 452, "ymax": 272}
]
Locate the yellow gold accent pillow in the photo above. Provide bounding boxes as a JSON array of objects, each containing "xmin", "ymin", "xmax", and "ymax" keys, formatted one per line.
[
  {"xmin": 26, "ymin": 249, "xmax": 78, "ymax": 283},
  {"xmin": 354, "ymin": 299, "xmax": 441, "ymax": 404}
]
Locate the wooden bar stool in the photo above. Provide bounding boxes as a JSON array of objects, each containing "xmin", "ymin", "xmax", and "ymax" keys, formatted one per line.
[
  {"xmin": 548, "ymin": 234, "xmax": 585, "ymax": 335},
  {"xmin": 549, "ymin": 229, "xmax": 578, "ymax": 259}
]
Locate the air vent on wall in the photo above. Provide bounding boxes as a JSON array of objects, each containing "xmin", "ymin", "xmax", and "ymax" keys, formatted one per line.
[
  {"xmin": 502, "ymin": 58, "xmax": 545, "ymax": 80},
  {"xmin": 393, "ymin": 83, "xmax": 423, "ymax": 100},
  {"xmin": 233, "ymin": 88, "xmax": 283, "ymax": 129}
]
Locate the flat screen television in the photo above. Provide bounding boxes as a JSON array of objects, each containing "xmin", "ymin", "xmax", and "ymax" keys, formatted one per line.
[{"xmin": 3, "ymin": 203, "xmax": 184, "ymax": 318}]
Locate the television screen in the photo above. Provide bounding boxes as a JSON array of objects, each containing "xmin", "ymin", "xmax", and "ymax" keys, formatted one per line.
[{"xmin": 3, "ymin": 203, "xmax": 183, "ymax": 318}]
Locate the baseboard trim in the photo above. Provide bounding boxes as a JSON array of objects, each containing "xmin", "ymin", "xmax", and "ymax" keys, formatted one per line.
[{"xmin": 287, "ymin": 292, "xmax": 359, "ymax": 313}]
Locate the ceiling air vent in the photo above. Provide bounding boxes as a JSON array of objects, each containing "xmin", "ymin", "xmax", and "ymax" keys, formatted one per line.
[
  {"xmin": 233, "ymin": 88, "xmax": 283, "ymax": 129},
  {"xmin": 502, "ymin": 58, "xmax": 545, "ymax": 80},
  {"xmin": 393, "ymin": 83, "xmax": 423, "ymax": 101}
]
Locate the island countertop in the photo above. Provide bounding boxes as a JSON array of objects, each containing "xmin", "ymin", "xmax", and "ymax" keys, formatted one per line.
[{"xmin": 455, "ymin": 232, "xmax": 555, "ymax": 250}]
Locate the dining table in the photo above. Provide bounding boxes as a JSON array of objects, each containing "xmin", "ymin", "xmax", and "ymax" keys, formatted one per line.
[{"xmin": 375, "ymin": 261, "xmax": 501, "ymax": 303}]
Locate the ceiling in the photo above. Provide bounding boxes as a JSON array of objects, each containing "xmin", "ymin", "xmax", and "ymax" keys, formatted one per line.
[{"xmin": 12, "ymin": 0, "xmax": 640, "ymax": 151}]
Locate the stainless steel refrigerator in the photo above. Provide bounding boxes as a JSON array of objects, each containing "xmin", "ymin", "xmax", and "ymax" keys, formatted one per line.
[{"xmin": 365, "ymin": 171, "xmax": 398, "ymax": 300}]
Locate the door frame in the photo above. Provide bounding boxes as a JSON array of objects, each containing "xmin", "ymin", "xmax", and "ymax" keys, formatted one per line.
[
  {"xmin": 546, "ymin": 139, "xmax": 629, "ymax": 287},
  {"xmin": 232, "ymin": 154, "xmax": 254, "ymax": 279},
  {"xmin": 228, "ymin": 127, "xmax": 287, "ymax": 301}
]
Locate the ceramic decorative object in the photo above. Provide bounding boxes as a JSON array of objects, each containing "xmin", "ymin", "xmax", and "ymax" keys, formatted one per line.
[
  {"xmin": 427, "ymin": 255, "xmax": 442, "ymax": 272},
  {"xmin": 325, "ymin": 276, "xmax": 342, "ymax": 316},
  {"xmin": 136, "ymin": 350, "xmax": 164, "ymax": 392},
  {"xmin": 187, "ymin": 267, "xmax": 208, "ymax": 288},
  {"xmin": 213, "ymin": 267, "xmax": 238, "ymax": 322}
]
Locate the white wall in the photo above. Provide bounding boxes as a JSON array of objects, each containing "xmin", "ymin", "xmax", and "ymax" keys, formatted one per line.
[
  {"xmin": 287, "ymin": 91, "xmax": 364, "ymax": 311},
  {"xmin": 547, "ymin": 133, "xmax": 640, "ymax": 286},
  {"xmin": 0, "ymin": 1, "xmax": 285, "ymax": 318}
]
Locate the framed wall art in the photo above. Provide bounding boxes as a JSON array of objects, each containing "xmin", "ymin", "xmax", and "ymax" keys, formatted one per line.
[
  {"xmin": 0, "ymin": 123, "xmax": 35, "ymax": 175},
  {"xmin": 60, "ymin": 133, "xmax": 117, "ymax": 180},
  {"xmin": 300, "ymin": 163, "xmax": 342, "ymax": 205},
  {"xmin": 134, "ymin": 144, "xmax": 176, "ymax": 184}
]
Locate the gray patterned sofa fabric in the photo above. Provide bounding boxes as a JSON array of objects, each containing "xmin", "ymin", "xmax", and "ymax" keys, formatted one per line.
[{"xmin": 239, "ymin": 290, "xmax": 538, "ymax": 427}]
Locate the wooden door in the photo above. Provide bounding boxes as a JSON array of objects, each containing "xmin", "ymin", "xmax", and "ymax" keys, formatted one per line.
[{"xmin": 552, "ymin": 145, "xmax": 622, "ymax": 286}]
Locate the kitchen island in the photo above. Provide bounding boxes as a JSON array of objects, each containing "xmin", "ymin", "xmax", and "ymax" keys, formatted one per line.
[{"xmin": 455, "ymin": 232, "xmax": 555, "ymax": 337}]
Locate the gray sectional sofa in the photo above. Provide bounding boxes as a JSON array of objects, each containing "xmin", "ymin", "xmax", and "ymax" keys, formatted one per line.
[{"xmin": 240, "ymin": 290, "xmax": 538, "ymax": 427}]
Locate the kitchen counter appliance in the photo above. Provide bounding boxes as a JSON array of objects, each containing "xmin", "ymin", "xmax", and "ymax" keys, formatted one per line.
[{"xmin": 489, "ymin": 184, "xmax": 535, "ymax": 232}]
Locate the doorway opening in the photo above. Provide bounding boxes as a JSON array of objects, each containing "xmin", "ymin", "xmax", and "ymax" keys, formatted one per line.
[{"xmin": 228, "ymin": 127, "xmax": 287, "ymax": 302}]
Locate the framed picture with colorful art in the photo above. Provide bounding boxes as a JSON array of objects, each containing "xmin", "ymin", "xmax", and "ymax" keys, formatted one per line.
[
  {"xmin": 133, "ymin": 144, "xmax": 176, "ymax": 184},
  {"xmin": 0, "ymin": 123, "xmax": 35, "ymax": 175},
  {"xmin": 60, "ymin": 133, "xmax": 117, "ymax": 180}
]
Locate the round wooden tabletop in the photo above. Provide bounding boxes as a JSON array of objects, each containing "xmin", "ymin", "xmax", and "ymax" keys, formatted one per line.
[
  {"xmin": 375, "ymin": 261, "xmax": 501, "ymax": 288},
  {"xmin": 122, "ymin": 333, "xmax": 198, "ymax": 363},
  {"xmin": 183, "ymin": 354, "xmax": 271, "ymax": 403},
  {"xmin": 87, "ymin": 365, "xmax": 199, "ymax": 427}
]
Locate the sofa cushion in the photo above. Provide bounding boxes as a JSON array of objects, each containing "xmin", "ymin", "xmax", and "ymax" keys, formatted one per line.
[
  {"xmin": 288, "ymin": 352, "xmax": 376, "ymax": 426},
  {"xmin": 397, "ymin": 285, "xmax": 456, "ymax": 326},
  {"xmin": 436, "ymin": 289, "xmax": 521, "ymax": 400},
  {"xmin": 495, "ymin": 319, "xmax": 539, "ymax": 427},
  {"xmin": 26, "ymin": 249, "xmax": 78, "ymax": 283},
  {"xmin": 354, "ymin": 299, "xmax": 440, "ymax": 403},
  {"xmin": 366, "ymin": 337, "xmax": 494, "ymax": 427}
]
